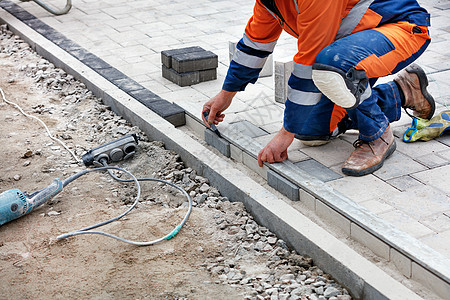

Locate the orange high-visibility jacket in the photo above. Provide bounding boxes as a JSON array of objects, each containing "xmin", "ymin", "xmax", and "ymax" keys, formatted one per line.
[{"xmin": 223, "ymin": 0, "xmax": 430, "ymax": 92}]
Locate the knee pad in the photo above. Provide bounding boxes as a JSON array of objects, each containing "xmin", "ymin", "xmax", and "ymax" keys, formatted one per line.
[{"xmin": 312, "ymin": 64, "xmax": 369, "ymax": 109}]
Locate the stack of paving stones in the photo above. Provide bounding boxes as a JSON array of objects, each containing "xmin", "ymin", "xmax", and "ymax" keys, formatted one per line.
[{"xmin": 161, "ymin": 46, "xmax": 218, "ymax": 87}]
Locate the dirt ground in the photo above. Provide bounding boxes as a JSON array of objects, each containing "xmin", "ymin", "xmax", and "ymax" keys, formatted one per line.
[{"xmin": 0, "ymin": 28, "xmax": 251, "ymax": 299}]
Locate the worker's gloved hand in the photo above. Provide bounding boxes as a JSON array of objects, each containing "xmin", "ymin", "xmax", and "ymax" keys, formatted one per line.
[{"xmin": 403, "ymin": 110, "xmax": 450, "ymax": 142}]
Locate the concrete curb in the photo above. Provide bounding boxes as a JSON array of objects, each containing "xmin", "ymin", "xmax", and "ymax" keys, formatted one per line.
[{"xmin": 0, "ymin": 6, "xmax": 443, "ymax": 299}]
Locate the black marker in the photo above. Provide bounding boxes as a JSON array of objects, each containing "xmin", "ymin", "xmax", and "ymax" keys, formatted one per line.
[{"xmin": 203, "ymin": 111, "xmax": 222, "ymax": 138}]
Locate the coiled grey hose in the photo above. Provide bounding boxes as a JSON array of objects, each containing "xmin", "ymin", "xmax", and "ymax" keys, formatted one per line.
[{"xmin": 57, "ymin": 163, "xmax": 192, "ymax": 246}]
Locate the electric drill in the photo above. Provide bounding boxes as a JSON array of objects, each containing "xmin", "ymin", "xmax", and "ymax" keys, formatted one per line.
[{"xmin": 0, "ymin": 178, "xmax": 63, "ymax": 226}]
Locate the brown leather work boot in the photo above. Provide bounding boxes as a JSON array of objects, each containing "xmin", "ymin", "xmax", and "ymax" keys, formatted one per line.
[
  {"xmin": 342, "ymin": 125, "xmax": 396, "ymax": 176},
  {"xmin": 394, "ymin": 63, "xmax": 435, "ymax": 119}
]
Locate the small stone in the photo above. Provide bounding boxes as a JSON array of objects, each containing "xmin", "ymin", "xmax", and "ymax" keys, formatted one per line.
[
  {"xmin": 13, "ymin": 175, "xmax": 21, "ymax": 181},
  {"xmin": 313, "ymin": 281, "xmax": 326, "ymax": 287},
  {"xmin": 324, "ymin": 287, "xmax": 340, "ymax": 298},
  {"xmin": 228, "ymin": 226, "xmax": 240, "ymax": 235},
  {"xmin": 23, "ymin": 161, "xmax": 31, "ymax": 167},
  {"xmin": 315, "ymin": 286, "xmax": 324, "ymax": 295},
  {"xmin": 245, "ymin": 223, "xmax": 257, "ymax": 235},
  {"xmin": 267, "ymin": 237, "xmax": 277, "ymax": 245},
  {"xmin": 218, "ymin": 274, "xmax": 227, "ymax": 281},
  {"xmin": 22, "ymin": 150, "xmax": 33, "ymax": 158},
  {"xmin": 262, "ymin": 244, "xmax": 273, "ymax": 252},
  {"xmin": 47, "ymin": 211, "xmax": 60, "ymax": 216},
  {"xmin": 196, "ymin": 193, "xmax": 208, "ymax": 205},
  {"xmin": 199, "ymin": 183, "xmax": 210, "ymax": 193},
  {"xmin": 254, "ymin": 241, "xmax": 265, "ymax": 251},
  {"xmin": 278, "ymin": 293, "xmax": 289, "ymax": 300},
  {"xmin": 280, "ymin": 274, "xmax": 295, "ymax": 284}
]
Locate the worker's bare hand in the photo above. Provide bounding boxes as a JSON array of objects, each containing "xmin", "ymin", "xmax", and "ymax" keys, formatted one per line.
[
  {"xmin": 258, "ymin": 128, "xmax": 295, "ymax": 167},
  {"xmin": 202, "ymin": 90, "xmax": 236, "ymax": 126}
]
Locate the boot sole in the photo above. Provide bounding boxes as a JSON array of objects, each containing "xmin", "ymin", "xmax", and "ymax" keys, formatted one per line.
[
  {"xmin": 342, "ymin": 141, "xmax": 397, "ymax": 177},
  {"xmin": 405, "ymin": 64, "xmax": 436, "ymax": 119}
]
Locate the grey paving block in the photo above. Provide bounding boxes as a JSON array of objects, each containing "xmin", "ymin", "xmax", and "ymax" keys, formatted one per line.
[
  {"xmin": 386, "ymin": 175, "xmax": 425, "ymax": 192},
  {"xmin": 435, "ymin": 2, "xmax": 450, "ymax": 10},
  {"xmin": 437, "ymin": 134, "xmax": 450, "ymax": 147},
  {"xmin": 267, "ymin": 169, "xmax": 299, "ymax": 201},
  {"xmin": 96, "ymin": 67, "xmax": 127, "ymax": 81},
  {"xmin": 128, "ymin": 89, "xmax": 162, "ymax": 103},
  {"xmin": 112, "ymin": 77, "xmax": 145, "ymax": 93},
  {"xmin": 23, "ymin": 18, "xmax": 52, "ymax": 34},
  {"xmin": 44, "ymin": 30, "xmax": 68, "ymax": 46},
  {"xmin": 172, "ymin": 50, "xmax": 218, "ymax": 73},
  {"xmin": 412, "ymin": 165, "xmax": 450, "ymax": 194},
  {"xmin": 57, "ymin": 39, "xmax": 82, "ymax": 52},
  {"xmin": 373, "ymin": 151, "xmax": 427, "ymax": 180},
  {"xmin": 143, "ymin": 100, "xmax": 186, "ymax": 127},
  {"xmin": 70, "ymin": 48, "xmax": 95, "ymax": 61},
  {"xmin": 82, "ymin": 56, "xmax": 111, "ymax": 70},
  {"xmin": 227, "ymin": 120, "xmax": 269, "ymax": 138},
  {"xmin": 199, "ymin": 68, "xmax": 217, "ymax": 82},
  {"xmin": 162, "ymin": 65, "xmax": 199, "ymax": 86},
  {"xmin": 294, "ymin": 159, "xmax": 342, "ymax": 182},
  {"xmin": 414, "ymin": 153, "xmax": 448, "ymax": 168},
  {"xmin": 7, "ymin": 9, "xmax": 35, "ymax": 22},
  {"xmin": 161, "ymin": 46, "xmax": 205, "ymax": 68},
  {"xmin": 204, "ymin": 128, "xmax": 230, "ymax": 157}
]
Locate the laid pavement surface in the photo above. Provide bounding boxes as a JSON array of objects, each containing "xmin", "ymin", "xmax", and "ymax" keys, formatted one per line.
[{"xmin": 1, "ymin": 0, "xmax": 449, "ymax": 294}]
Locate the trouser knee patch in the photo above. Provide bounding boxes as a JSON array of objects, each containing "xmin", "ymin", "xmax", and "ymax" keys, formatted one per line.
[{"xmin": 312, "ymin": 63, "xmax": 369, "ymax": 109}]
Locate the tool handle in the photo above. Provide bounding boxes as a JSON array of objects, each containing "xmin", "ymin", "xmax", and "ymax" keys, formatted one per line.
[{"xmin": 27, "ymin": 178, "xmax": 63, "ymax": 210}]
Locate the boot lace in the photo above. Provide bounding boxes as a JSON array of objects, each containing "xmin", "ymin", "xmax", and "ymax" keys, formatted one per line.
[{"xmin": 352, "ymin": 139, "xmax": 371, "ymax": 148}]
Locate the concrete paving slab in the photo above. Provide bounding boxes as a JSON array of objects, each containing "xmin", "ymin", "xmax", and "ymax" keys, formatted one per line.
[
  {"xmin": 359, "ymin": 199, "xmax": 395, "ymax": 215},
  {"xmin": 300, "ymin": 138, "xmax": 354, "ymax": 168},
  {"xmin": 386, "ymin": 175, "xmax": 426, "ymax": 192},
  {"xmin": 421, "ymin": 212, "xmax": 450, "ymax": 233},
  {"xmin": 328, "ymin": 174, "xmax": 402, "ymax": 203},
  {"xmin": 373, "ymin": 151, "xmax": 428, "ymax": 181},
  {"xmin": 227, "ymin": 120, "xmax": 268, "ymax": 138},
  {"xmin": 294, "ymin": 159, "xmax": 342, "ymax": 182},
  {"xmin": 395, "ymin": 138, "xmax": 448, "ymax": 158},
  {"xmin": 412, "ymin": 165, "xmax": 450, "ymax": 195},
  {"xmin": 415, "ymin": 152, "xmax": 449, "ymax": 168},
  {"xmin": 420, "ymin": 230, "xmax": 450, "ymax": 259},
  {"xmin": 383, "ymin": 186, "xmax": 450, "ymax": 219},
  {"xmin": 233, "ymin": 104, "xmax": 284, "ymax": 127},
  {"xmin": 378, "ymin": 209, "xmax": 435, "ymax": 238}
]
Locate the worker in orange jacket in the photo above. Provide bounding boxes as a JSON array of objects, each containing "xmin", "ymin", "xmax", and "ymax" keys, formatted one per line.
[{"xmin": 202, "ymin": 0, "xmax": 435, "ymax": 176}]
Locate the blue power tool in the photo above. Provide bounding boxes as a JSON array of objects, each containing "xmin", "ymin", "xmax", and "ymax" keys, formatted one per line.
[
  {"xmin": 0, "ymin": 135, "xmax": 139, "ymax": 227},
  {"xmin": 0, "ymin": 178, "xmax": 63, "ymax": 226}
]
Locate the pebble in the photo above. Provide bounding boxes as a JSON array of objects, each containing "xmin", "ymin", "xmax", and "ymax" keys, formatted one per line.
[
  {"xmin": 199, "ymin": 183, "xmax": 210, "ymax": 193},
  {"xmin": 13, "ymin": 174, "xmax": 21, "ymax": 181},
  {"xmin": 324, "ymin": 287, "xmax": 340, "ymax": 298}
]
